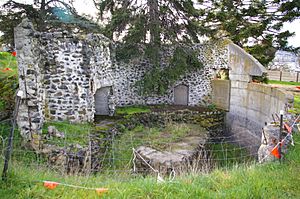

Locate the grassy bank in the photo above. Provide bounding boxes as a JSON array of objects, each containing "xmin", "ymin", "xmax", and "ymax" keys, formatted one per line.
[
  {"xmin": 268, "ymin": 80, "xmax": 300, "ymax": 86},
  {"xmin": 0, "ymin": 52, "xmax": 18, "ymax": 112},
  {"xmin": 1, "ymin": 133, "xmax": 299, "ymax": 198}
]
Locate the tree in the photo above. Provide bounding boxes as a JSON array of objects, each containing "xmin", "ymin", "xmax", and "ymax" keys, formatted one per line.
[
  {"xmin": 0, "ymin": 0, "xmax": 100, "ymax": 47},
  {"xmin": 95, "ymin": 0, "xmax": 204, "ymax": 94},
  {"xmin": 95, "ymin": 0, "xmax": 204, "ymax": 59},
  {"xmin": 198, "ymin": 0, "xmax": 299, "ymax": 66}
]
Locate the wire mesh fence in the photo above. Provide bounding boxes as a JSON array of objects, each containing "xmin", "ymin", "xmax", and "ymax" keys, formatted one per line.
[{"xmin": 0, "ymin": 118, "xmax": 260, "ymax": 181}]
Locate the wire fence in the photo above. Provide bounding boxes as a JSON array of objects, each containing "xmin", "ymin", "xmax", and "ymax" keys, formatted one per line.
[{"xmin": 0, "ymin": 118, "xmax": 260, "ymax": 181}]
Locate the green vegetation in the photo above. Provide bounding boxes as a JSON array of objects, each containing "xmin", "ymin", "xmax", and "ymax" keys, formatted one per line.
[
  {"xmin": 288, "ymin": 94, "xmax": 300, "ymax": 114},
  {"xmin": 0, "ymin": 133, "xmax": 299, "ymax": 198},
  {"xmin": 136, "ymin": 47, "xmax": 203, "ymax": 95},
  {"xmin": 294, "ymin": 95, "xmax": 300, "ymax": 112},
  {"xmin": 112, "ymin": 123, "xmax": 205, "ymax": 169},
  {"xmin": 252, "ymin": 72, "xmax": 269, "ymax": 84},
  {"xmin": 41, "ymin": 121, "xmax": 95, "ymax": 146},
  {"xmin": 115, "ymin": 106, "xmax": 151, "ymax": 115},
  {"xmin": 0, "ymin": 52, "xmax": 18, "ymax": 112},
  {"xmin": 207, "ymin": 143, "xmax": 254, "ymax": 168},
  {"xmin": 268, "ymin": 80, "xmax": 300, "ymax": 86}
]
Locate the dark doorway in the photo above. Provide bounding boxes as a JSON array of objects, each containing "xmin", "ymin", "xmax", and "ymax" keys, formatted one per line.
[
  {"xmin": 174, "ymin": 84, "xmax": 189, "ymax": 105},
  {"xmin": 95, "ymin": 87, "xmax": 111, "ymax": 115}
]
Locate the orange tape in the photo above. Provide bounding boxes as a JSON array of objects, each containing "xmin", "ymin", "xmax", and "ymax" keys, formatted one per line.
[
  {"xmin": 44, "ymin": 181, "xmax": 59, "ymax": 190},
  {"xmin": 96, "ymin": 188, "xmax": 109, "ymax": 196},
  {"xmin": 284, "ymin": 123, "xmax": 292, "ymax": 133}
]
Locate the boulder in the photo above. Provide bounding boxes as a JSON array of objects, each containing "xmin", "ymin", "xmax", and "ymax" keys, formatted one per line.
[
  {"xmin": 134, "ymin": 135, "xmax": 212, "ymax": 175},
  {"xmin": 47, "ymin": 126, "xmax": 65, "ymax": 138}
]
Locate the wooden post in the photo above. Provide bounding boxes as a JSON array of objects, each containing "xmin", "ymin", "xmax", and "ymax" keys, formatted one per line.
[
  {"xmin": 279, "ymin": 71, "xmax": 282, "ymax": 81},
  {"xmin": 2, "ymin": 96, "xmax": 20, "ymax": 181},
  {"xmin": 297, "ymin": 72, "xmax": 299, "ymax": 82}
]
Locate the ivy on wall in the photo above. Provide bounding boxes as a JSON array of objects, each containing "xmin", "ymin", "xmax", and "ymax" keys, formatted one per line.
[{"xmin": 135, "ymin": 46, "xmax": 203, "ymax": 95}]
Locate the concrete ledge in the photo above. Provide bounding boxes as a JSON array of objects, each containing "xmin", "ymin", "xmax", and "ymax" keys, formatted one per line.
[{"xmin": 228, "ymin": 43, "xmax": 266, "ymax": 77}]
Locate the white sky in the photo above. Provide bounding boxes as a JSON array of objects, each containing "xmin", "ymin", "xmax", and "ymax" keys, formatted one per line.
[{"xmin": 0, "ymin": 0, "xmax": 300, "ymax": 47}]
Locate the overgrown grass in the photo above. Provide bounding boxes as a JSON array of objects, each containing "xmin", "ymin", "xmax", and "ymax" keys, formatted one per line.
[
  {"xmin": 268, "ymin": 80, "xmax": 300, "ymax": 86},
  {"xmin": 42, "ymin": 121, "xmax": 95, "ymax": 146},
  {"xmin": 111, "ymin": 124, "xmax": 252, "ymax": 170},
  {"xmin": 207, "ymin": 142, "xmax": 254, "ymax": 168},
  {"xmin": 288, "ymin": 94, "xmax": 300, "ymax": 114},
  {"xmin": 294, "ymin": 95, "xmax": 300, "ymax": 112},
  {"xmin": 115, "ymin": 105, "xmax": 151, "ymax": 115},
  {"xmin": 112, "ymin": 123, "xmax": 203, "ymax": 169},
  {"xmin": 0, "ymin": 52, "xmax": 18, "ymax": 112},
  {"xmin": 1, "ymin": 134, "xmax": 299, "ymax": 198}
]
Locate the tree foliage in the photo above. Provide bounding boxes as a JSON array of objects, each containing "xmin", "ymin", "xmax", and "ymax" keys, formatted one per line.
[
  {"xmin": 199, "ymin": 0, "xmax": 299, "ymax": 65},
  {"xmin": 95, "ymin": 0, "xmax": 204, "ymax": 95},
  {"xmin": 95, "ymin": 0, "xmax": 204, "ymax": 60},
  {"xmin": 0, "ymin": 0, "xmax": 100, "ymax": 47}
]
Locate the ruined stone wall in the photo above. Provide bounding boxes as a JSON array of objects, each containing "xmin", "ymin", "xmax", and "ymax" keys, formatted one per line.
[
  {"xmin": 15, "ymin": 20, "xmax": 45, "ymax": 139},
  {"xmin": 15, "ymin": 19, "xmax": 113, "ymax": 138},
  {"xmin": 41, "ymin": 33, "xmax": 113, "ymax": 122},
  {"xmin": 15, "ymin": 19, "xmax": 229, "ymax": 139},
  {"xmin": 114, "ymin": 42, "xmax": 229, "ymax": 106}
]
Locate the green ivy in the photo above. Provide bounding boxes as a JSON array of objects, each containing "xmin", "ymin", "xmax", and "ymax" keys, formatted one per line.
[{"xmin": 136, "ymin": 46, "xmax": 203, "ymax": 95}]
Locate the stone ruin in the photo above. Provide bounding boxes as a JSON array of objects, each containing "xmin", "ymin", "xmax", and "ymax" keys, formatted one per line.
[
  {"xmin": 15, "ymin": 18, "xmax": 230, "ymax": 140},
  {"xmin": 14, "ymin": 18, "xmax": 295, "ymax": 174}
]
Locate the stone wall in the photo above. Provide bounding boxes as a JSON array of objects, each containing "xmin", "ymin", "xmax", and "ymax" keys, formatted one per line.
[
  {"xmin": 15, "ymin": 19, "xmax": 230, "ymax": 139},
  {"xmin": 15, "ymin": 20, "xmax": 45, "ymax": 139},
  {"xmin": 113, "ymin": 42, "xmax": 229, "ymax": 106},
  {"xmin": 15, "ymin": 19, "xmax": 113, "ymax": 138},
  {"xmin": 225, "ymin": 44, "xmax": 294, "ymax": 153}
]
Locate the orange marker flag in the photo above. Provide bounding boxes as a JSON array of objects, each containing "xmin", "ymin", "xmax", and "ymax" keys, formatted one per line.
[
  {"xmin": 271, "ymin": 145, "xmax": 280, "ymax": 159},
  {"xmin": 96, "ymin": 188, "xmax": 109, "ymax": 196},
  {"xmin": 284, "ymin": 123, "xmax": 292, "ymax": 133},
  {"xmin": 43, "ymin": 181, "xmax": 59, "ymax": 190},
  {"xmin": 11, "ymin": 51, "xmax": 17, "ymax": 57},
  {"xmin": 2, "ymin": 67, "xmax": 12, "ymax": 72}
]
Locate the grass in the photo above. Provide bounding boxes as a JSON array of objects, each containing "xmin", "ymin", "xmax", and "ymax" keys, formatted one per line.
[
  {"xmin": 207, "ymin": 142, "xmax": 254, "ymax": 168},
  {"xmin": 0, "ymin": 52, "xmax": 18, "ymax": 74},
  {"xmin": 115, "ymin": 105, "xmax": 151, "ymax": 115},
  {"xmin": 41, "ymin": 121, "xmax": 95, "ymax": 146},
  {"xmin": 0, "ymin": 134, "xmax": 299, "ymax": 198},
  {"xmin": 268, "ymin": 80, "xmax": 300, "ymax": 86},
  {"xmin": 293, "ymin": 95, "xmax": 300, "ymax": 112},
  {"xmin": 111, "ymin": 123, "xmax": 209, "ymax": 168},
  {"xmin": 287, "ymin": 94, "xmax": 300, "ymax": 114}
]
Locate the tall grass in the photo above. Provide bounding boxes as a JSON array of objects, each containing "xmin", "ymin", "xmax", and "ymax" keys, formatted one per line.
[
  {"xmin": 0, "ymin": 52, "xmax": 18, "ymax": 113},
  {"xmin": 0, "ymin": 134, "xmax": 299, "ymax": 198}
]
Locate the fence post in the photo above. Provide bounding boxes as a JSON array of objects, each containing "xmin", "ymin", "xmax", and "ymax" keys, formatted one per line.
[
  {"xmin": 279, "ymin": 71, "xmax": 282, "ymax": 81},
  {"xmin": 297, "ymin": 72, "xmax": 299, "ymax": 82},
  {"xmin": 2, "ymin": 96, "xmax": 20, "ymax": 181},
  {"xmin": 278, "ymin": 110, "xmax": 284, "ymax": 162}
]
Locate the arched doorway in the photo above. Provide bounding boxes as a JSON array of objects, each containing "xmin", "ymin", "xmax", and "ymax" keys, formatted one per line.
[
  {"xmin": 95, "ymin": 87, "xmax": 111, "ymax": 115},
  {"xmin": 174, "ymin": 84, "xmax": 189, "ymax": 105}
]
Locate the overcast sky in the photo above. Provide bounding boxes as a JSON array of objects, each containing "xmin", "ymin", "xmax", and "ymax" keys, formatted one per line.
[{"xmin": 1, "ymin": 0, "xmax": 300, "ymax": 47}]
